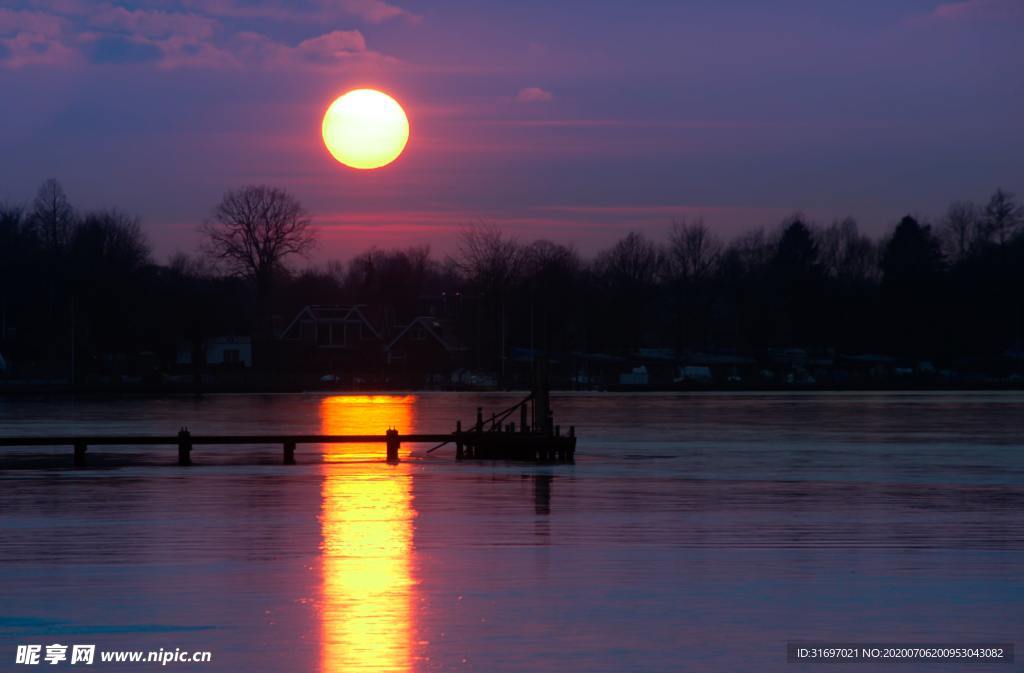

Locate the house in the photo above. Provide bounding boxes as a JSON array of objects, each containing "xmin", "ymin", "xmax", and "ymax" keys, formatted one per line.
[
  {"xmin": 176, "ymin": 336, "xmax": 252, "ymax": 368},
  {"xmin": 675, "ymin": 365, "xmax": 712, "ymax": 383},
  {"xmin": 280, "ymin": 305, "xmax": 381, "ymax": 346},
  {"xmin": 278, "ymin": 305, "xmax": 384, "ymax": 375},
  {"xmin": 618, "ymin": 365, "xmax": 649, "ymax": 386},
  {"xmin": 686, "ymin": 351, "xmax": 757, "ymax": 383},
  {"xmin": 386, "ymin": 316, "xmax": 467, "ymax": 381}
]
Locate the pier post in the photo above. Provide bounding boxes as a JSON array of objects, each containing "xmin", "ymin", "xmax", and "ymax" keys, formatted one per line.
[
  {"xmin": 177, "ymin": 428, "xmax": 192, "ymax": 466},
  {"xmin": 386, "ymin": 429, "xmax": 400, "ymax": 463},
  {"xmin": 476, "ymin": 407, "xmax": 483, "ymax": 432},
  {"xmin": 73, "ymin": 441, "xmax": 87, "ymax": 467},
  {"xmin": 283, "ymin": 441, "xmax": 296, "ymax": 465},
  {"xmin": 568, "ymin": 425, "xmax": 576, "ymax": 463},
  {"xmin": 455, "ymin": 421, "xmax": 463, "ymax": 460},
  {"xmin": 520, "ymin": 403, "xmax": 528, "ymax": 432}
]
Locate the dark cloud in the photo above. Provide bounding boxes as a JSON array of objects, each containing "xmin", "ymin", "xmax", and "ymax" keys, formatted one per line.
[{"xmin": 86, "ymin": 34, "xmax": 162, "ymax": 64}]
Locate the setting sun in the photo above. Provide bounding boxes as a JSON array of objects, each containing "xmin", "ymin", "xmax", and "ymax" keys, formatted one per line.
[{"xmin": 322, "ymin": 89, "xmax": 409, "ymax": 170}]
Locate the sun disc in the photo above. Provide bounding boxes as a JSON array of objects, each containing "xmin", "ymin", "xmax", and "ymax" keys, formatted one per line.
[{"xmin": 322, "ymin": 89, "xmax": 409, "ymax": 170}]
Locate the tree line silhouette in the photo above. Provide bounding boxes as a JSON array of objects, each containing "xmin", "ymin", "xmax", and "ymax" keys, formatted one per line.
[{"xmin": 1, "ymin": 179, "xmax": 1022, "ymax": 384}]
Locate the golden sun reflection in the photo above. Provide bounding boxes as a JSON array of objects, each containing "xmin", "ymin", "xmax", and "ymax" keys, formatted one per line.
[{"xmin": 319, "ymin": 395, "xmax": 417, "ymax": 673}]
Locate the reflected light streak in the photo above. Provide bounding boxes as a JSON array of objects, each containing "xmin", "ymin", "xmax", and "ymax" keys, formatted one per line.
[{"xmin": 319, "ymin": 395, "xmax": 417, "ymax": 673}]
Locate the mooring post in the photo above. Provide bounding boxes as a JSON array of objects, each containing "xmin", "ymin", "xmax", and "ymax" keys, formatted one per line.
[
  {"xmin": 73, "ymin": 441, "xmax": 87, "ymax": 467},
  {"xmin": 455, "ymin": 420, "xmax": 464, "ymax": 460},
  {"xmin": 177, "ymin": 427, "xmax": 192, "ymax": 466},
  {"xmin": 386, "ymin": 428, "xmax": 400, "ymax": 463},
  {"xmin": 283, "ymin": 441, "xmax": 296, "ymax": 465}
]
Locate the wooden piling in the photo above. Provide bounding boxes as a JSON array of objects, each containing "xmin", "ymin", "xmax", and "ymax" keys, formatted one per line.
[
  {"xmin": 385, "ymin": 428, "xmax": 400, "ymax": 463},
  {"xmin": 283, "ymin": 441, "xmax": 296, "ymax": 465},
  {"xmin": 177, "ymin": 428, "xmax": 192, "ymax": 466},
  {"xmin": 73, "ymin": 441, "xmax": 87, "ymax": 467}
]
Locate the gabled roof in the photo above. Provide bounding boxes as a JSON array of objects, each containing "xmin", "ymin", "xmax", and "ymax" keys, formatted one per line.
[
  {"xmin": 280, "ymin": 305, "xmax": 381, "ymax": 340},
  {"xmin": 387, "ymin": 316, "xmax": 466, "ymax": 352}
]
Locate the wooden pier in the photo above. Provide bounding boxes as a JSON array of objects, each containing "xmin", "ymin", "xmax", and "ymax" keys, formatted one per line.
[
  {"xmin": 0, "ymin": 429, "xmax": 454, "ymax": 466},
  {"xmin": 0, "ymin": 380, "xmax": 577, "ymax": 467},
  {"xmin": 0, "ymin": 418, "xmax": 576, "ymax": 467},
  {"xmin": 452, "ymin": 403, "xmax": 576, "ymax": 463}
]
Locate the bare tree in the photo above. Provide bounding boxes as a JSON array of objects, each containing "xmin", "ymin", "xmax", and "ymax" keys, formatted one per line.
[
  {"xmin": 200, "ymin": 185, "xmax": 315, "ymax": 301},
  {"xmin": 722, "ymin": 226, "xmax": 773, "ymax": 276},
  {"xmin": 28, "ymin": 178, "xmax": 75, "ymax": 255},
  {"xmin": 594, "ymin": 231, "xmax": 665, "ymax": 287},
  {"xmin": 939, "ymin": 200, "xmax": 980, "ymax": 262},
  {"xmin": 0, "ymin": 203, "xmax": 25, "ymax": 232},
  {"xmin": 451, "ymin": 223, "xmax": 524, "ymax": 295},
  {"xmin": 982, "ymin": 188, "xmax": 1023, "ymax": 245},
  {"xmin": 667, "ymin": 218, "xmax": 721, "ymax": 282},
  {"xmin": 168, "ymin": 251, "xmax": 216, "ymax": 279},
  {"xmin": 342, "ymin": 245, "xmax": 440, "ymax": 315},
  {"xmin": 819, "ymin": 217, "xmax": 877, "ymax": 282},
  {"xmin": 523, "ymin": 240, "xmax": 580, "ymax": 277},
  {"xmin": 72, "ymin": 210, "xmax": 151, "ymax": 272}
]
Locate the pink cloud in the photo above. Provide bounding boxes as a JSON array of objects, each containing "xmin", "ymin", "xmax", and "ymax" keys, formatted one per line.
[
  {"xmin": 302, "ymin": 205, "xmax": 790, "ymax": 262},
  {"xmin": 294, "ymin": 29, "xmax": 367, "ymax": 61},
  {"xmin": 309, "ymin": 209, "xmax": 614, "ymax": 260},
  {"xmin": 0, "ymin": 31, "xmax": 76, "ymax": 68},
  {"xmin": 337, "ymin": 0, "xmax": 417, "ymax": 23},
  {"xmin": 231, "ymin": 29, "xmax": 393, "ymax": 69},
  {"xmin": 929, "ymin": 0, "xmax": 1024, "ymax": 20},
  {"xmin": 175, "ymin": 0, "xmax": 416, "ymax": 23},
  {"xmin": 514, "ymin": 86, "xmax": 554, "ymax": 103},
  {"xmin": 0, "ymin": 9, "xmax": 75, "ymax": 68},
  {"xmin": 475, "ymin": 118, "xmax": 766, "ymax": 129}
]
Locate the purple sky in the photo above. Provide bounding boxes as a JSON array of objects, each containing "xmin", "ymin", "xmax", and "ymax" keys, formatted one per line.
[{"xmin": 1, "ymin": 0, "xmax": 1023, "ymax": 262}]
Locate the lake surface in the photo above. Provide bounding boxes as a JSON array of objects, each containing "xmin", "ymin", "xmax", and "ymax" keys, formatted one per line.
[{"xmin": 1, "ymin": 392, "xmax": 1022, "ymax": 672}]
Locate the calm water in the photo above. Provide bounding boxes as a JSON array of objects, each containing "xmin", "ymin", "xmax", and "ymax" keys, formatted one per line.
[{"xmin": 1, "ymin": 392, "xmax": 1022, "ymax": 672}]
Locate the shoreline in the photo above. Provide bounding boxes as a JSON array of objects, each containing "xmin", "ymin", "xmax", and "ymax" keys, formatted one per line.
[{"xmin": 1, "ymin": 382, "xmax": 1023, "ymax": 397}]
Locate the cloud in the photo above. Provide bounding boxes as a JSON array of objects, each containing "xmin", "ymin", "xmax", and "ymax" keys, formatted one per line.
[
  {"xmin": 294, "ymin": 29, "xmax": 367, "ymax": 62},
  {"xmin": 928, "ymin": 0, "xmax": 1024, "ymax": 20},
  {"xmin": 88, "ymin": 6, "xmax": 216, "ymax": 41},
  {"xmin": 337, "ymin": 0, "xmax": 417, "ymax": 23},
  {"xmin": 0, "ymin": 8, "xmax": 65, "ymax": 36},
  {"xmin": 0, "ymin": 3, "xmax": 400, "ymax": 70},
  {"xmin": 174, "ymin": 0, "xmax": 416, "ymax": 23},
  {"xmin": 23, "ymin": 1, "xmax": 93, "ymax": 15},
  {"xmin": 75, "ymin": 6, "xmax": 228, "ymax": 67},
  {"xmin": 514, "ymin": 86, "xmax": 553, "ymax": 103},
  {"xmin": 0, "ymin": 31, "xmax": 76, "ymax": 67},
  {"xmin": 85, "ymin": 34, "xmax": 163, "ymax": 64},
  {"xmin": 0, "ymin": 8, "xmax": 75, "ymax": 67},
  {"xmin": 232, "ymin": 29, "xmax": 392, "ymax": 69}
]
